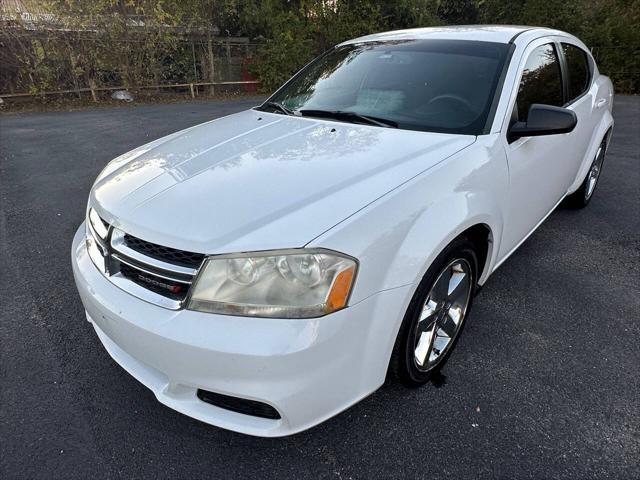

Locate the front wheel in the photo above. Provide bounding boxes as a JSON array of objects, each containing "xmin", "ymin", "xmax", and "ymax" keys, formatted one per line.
[
  {"xmin": 389, "ymin": 238, "xmax": 477, "ymax": 386},
  {"xmin": 565, "ymin": 138, "xmax": 607, "ymax": 208}
]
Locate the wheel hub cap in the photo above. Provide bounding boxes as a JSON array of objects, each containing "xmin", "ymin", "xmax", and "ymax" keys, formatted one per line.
[
  {"xmin": 414, "ymin": 258, "xmax": 472, "ymax": 372},
  {"xmin": 586, "ymin": 145, "xmax": 605, "ymax": 200}
]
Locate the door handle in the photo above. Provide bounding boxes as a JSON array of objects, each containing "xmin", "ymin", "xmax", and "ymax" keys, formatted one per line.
[{"xmin": 596, "ymin": 98, "xmax": 607, "ymax": 109}]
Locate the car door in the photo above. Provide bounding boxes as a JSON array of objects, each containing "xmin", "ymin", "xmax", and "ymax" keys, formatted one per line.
[
  {"xmin": 559, "ymin": 41, "xmax": 600, "ymax": 176},
  {"xmin": 499, "ymin": 40, "xmax": 576, "ymax": 258}
]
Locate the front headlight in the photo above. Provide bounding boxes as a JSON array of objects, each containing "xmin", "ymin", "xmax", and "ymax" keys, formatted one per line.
[{"xmin": 187, "ymin": 249, "xmax": 357, "ymax": 318}]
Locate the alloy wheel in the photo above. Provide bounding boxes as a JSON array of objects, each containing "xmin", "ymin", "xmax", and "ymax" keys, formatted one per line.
[
  {"xmin": 585, "ymin": 144, "xmax": 605, "ymax": 201},
  {"xmin": 413, "ymin": 258, "xmax": 473, "ymax": 372}
]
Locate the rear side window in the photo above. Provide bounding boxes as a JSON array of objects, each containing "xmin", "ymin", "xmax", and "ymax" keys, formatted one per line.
[
  {"xmin": 562, "ymin": 43, "xmax": 591, "ymax": 102},
  {"xmin": 515, "ymin": 44, "xmax": 563, "ymax": 122}
]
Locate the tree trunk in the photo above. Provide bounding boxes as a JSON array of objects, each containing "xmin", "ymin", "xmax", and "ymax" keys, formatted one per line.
[
  {"xmin": 88, "ymin": 77, "xmax": 97, "ymax": 103},
  {"xmin": 191, "ymin": 40, "xmax": 198, "ymax": 82},
  {"xmin": 68, "ymin": 49, "xmax": 82, "ymax": 99},
  {"xmin": 207, "ymin": 36, "xmax": 215, "ymax": 96}
]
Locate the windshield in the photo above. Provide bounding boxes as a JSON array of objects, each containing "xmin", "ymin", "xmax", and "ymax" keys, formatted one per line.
[{"xmin": 262, "ymin": 39, "xmax": 511, "ymax": 135}]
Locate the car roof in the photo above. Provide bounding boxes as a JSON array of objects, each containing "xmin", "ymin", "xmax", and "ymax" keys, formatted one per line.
[{"xmin": 340, "ymin": 25, "xmax": 567, "ymax": 46}]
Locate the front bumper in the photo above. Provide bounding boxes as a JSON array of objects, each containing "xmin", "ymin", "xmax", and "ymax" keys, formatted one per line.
[{"xmin": 71, "ymin": 224, "xmax": 412, "ymax": 436}]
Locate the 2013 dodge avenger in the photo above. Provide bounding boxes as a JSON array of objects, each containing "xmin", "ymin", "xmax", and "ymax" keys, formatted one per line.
[{"xmin": 72, "ymin": 26, "xmax": 614, "ymax": 436}]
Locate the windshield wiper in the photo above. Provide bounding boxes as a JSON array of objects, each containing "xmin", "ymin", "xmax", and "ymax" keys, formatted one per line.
[
  {"xmin": 299, "ymin": 109, "xmax": 398, "ymax": 128},
  {"xmin": 259, "ymin": 101, "xmax": 297, "ymax": 116}
]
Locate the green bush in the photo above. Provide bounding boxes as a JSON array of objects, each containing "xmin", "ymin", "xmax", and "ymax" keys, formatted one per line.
[
  {"xmin": 249, "ymin": 11, "xmax": 314, "ymax": 92},
  {"xmin": 250, "ymin": 0, "xmax": 639, "ymax": 94},
  {"xmin": 1, "ymin": 0, "xmax": 638, "ymax": 96}
]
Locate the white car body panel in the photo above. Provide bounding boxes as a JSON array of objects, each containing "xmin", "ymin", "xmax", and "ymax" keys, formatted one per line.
[
  {"xmin": 567, "ymin": 73, "xmax": 615, "ymax": 193},
  {"xmin": 498, "ymin": 36, "xmax": 587, "ymax": 256},
  {"xmin": 72, "ymin": 226, "xmax": 415, "ymax": 437},
  {"xmin": 91, "ymin": 110, "xmax": 474, "ymax": 254},
  {"xmin": 311, "ymin": 133, "xmax": 508, "ymax": 302},
  {"xmin": 493, "ymin": 33, "xmax": 614, "ymax": 258},
  {"xmin": 72, "ymin": 26, "xmax": 614, "ymax": 436},
  {"xmin": 344, "ymin": 25, "xmax": 544, "ymax": 46}
]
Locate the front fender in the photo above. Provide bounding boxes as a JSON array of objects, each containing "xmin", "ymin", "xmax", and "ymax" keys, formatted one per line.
[
  {"xmin": 311, "ymin": 136, "xmax": 508, "ymax": 304},
  {"xmin": 392, "ymin": 194, "xmax": 503, "ymax": 287},
  {"xmin": 309, "ymin": 138, "xmax": 508, "ymax": 384}
]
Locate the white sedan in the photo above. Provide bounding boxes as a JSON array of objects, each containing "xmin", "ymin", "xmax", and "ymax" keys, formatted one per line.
[{"xmin": 72, "ymin": 26, "xmax": 614, "ymax": 436}]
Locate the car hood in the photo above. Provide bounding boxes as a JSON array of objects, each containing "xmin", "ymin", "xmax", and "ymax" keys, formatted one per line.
[{"xmin": 91, "ymin": 110, "xmax": 475, "ymax": 253}]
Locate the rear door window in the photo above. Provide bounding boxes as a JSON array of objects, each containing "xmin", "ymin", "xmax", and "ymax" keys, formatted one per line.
[{"xmin": 561, "ymin": 43, "xmax": 591, "ymax": 103}]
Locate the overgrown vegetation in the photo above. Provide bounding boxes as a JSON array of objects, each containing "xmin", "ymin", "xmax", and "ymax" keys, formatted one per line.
[
  {"xmin": 1, "ymin": 0, "xmax": 638, "ymax": 100},
  {"xmin": 247, "ymin": 0, "xmax": 639, "ymax": 93}
]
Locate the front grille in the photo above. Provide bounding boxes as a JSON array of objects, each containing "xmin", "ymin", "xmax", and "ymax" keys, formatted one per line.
[
  {"xmin": 197, "ymin": 389, "xmax": 281, "ymax": 420},
  {"xmin": 86, "ymin": 212, "xmax": 205, "ymax": 309},
  {"xmin": 124, "ymin": 234, "xmax": 205, "ymax": 269},
  {"xmin": 98, "ymin": 216, "xmax": 109, "ymax": 231}
]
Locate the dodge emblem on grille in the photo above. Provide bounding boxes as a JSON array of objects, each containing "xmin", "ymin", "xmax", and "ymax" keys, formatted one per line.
[{"xmin": 136, "ymin": 273, "xmax": 183, "ymax": 293}]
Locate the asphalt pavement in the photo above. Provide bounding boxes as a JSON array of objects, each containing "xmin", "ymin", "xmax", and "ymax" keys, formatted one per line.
[{"xmin": 1, "ymin": 96, "xmax": 638, "ymax": 479}]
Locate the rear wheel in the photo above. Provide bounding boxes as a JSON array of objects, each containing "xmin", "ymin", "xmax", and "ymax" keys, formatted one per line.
[
  {"xmin": 565, "ymin": 138, "xmax": 607, "ymax": 208},
  {"xmin": 389, "ymin": 238, "xmax": 477, "ymax": 386}
]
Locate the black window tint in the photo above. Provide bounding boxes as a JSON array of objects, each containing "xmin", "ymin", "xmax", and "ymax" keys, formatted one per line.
[
  {"xmin": 515, "ymin": 44, "xmax": 563, "ymax": 122},
  {"xmin": 562, "ymin": 43, "xmax": 590, "ymax": 102}
]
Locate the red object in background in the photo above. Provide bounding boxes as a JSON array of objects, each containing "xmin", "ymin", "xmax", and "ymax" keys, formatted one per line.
[{"xmin": 241, "ymin": 57, "xmax": 259, "ymax": 92}]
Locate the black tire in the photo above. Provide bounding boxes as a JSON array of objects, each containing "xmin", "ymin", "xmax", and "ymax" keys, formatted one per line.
[
  {"xmin": 564, "ymin": 137, "xmax": 608, "ymax": 209},
  {"xmin": 388, "ymin": 237, "xmax": 478, "ymax": 387}
]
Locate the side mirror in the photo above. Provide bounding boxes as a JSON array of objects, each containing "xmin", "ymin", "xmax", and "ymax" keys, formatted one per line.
[{"xmin": 508, "ymin": 104, "xmax": 577, "ymax": 142}]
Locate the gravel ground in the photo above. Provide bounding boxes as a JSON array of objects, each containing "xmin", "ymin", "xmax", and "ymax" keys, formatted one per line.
[{"xmin": 1, "ymin": 96, "xmax": 638, "ymax": 479}]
